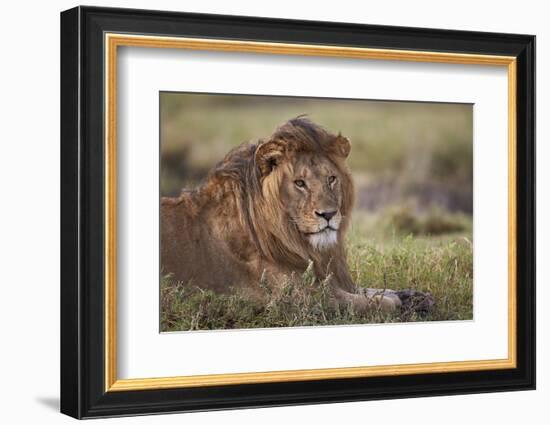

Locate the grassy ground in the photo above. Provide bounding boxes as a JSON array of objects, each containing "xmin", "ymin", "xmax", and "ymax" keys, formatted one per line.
[{"xmin": 160, "ymin": 211, "xmax": 473, "ymax": 332}]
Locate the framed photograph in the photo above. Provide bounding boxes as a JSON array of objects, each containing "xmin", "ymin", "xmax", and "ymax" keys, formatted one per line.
[{"xmin": 60, "ymin": 6, "xmax": 535, "ymax": 419}]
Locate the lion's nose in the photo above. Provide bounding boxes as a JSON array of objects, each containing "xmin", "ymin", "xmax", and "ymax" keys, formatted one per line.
[{"xmin": 315, "ymin": 210, "xmax": 337, "ymax": 221}]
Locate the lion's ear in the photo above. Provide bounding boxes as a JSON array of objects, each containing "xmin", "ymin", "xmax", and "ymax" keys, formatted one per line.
[
  {"xmin": 255, "ymin": 140, "xmax": 285, "ymax": 177},
  {"xmin": 330, "ymin": 134, "xmax": 351, "ymax": 158}
]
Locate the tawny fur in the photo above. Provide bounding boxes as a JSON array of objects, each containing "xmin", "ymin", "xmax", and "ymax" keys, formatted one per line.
[{"xmin": 161, "ymin": 118, "xmax": 410, "ymax": 312}]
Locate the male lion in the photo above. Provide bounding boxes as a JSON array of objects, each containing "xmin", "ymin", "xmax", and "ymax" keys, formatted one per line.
[{"xmin": 161, "ymin": 117, "xmax": 433, "ymax": 314}]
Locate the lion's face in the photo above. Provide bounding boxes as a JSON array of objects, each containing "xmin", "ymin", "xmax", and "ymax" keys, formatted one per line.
[
  {"xmin": 280, "ymin": 153, "xmax": 344, "ymax": 250},
  {"xmin": 255, "ymin": 119, "xmax": 354, "ymax": 252}
]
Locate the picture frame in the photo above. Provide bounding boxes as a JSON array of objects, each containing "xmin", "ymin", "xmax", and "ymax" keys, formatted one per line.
[{"xmin": 60, "ymin": 5, "xmax": 535, "ymax": 419}]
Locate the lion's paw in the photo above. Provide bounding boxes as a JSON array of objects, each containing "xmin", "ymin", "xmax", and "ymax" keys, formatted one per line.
[
  {"xmin": 395, "ymin": 289, "xmax": 435, "ymax": 315},
  {"xmin": 360, "ymin": 289, "xmax": 402, "ymax": 312}
]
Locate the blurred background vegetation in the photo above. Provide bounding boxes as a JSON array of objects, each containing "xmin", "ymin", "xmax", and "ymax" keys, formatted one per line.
[
  {"xmin": 159, "ymin": 92, "xmax": 473, "ymax": 330},
  {"xmin": 161, "ymin": 92, "xmax": 473, "ymax": 239}
]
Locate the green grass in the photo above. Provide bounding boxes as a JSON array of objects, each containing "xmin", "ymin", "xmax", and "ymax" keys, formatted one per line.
[{"xmin": 160, "ymin": 212, "xmax": 473, "ymax": 332}]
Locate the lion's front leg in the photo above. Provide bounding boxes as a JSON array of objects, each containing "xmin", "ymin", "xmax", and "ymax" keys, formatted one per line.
[
  {"xmin": 321, "ymin": 256, "xmax": 434, "ymax": 315},
  {"xmin": 362, "ymin": 288, "xmax": 403, "ymax": 311},
  {"xmin": 332, "ymin": 287, "xmax": 401, "ymax": 313},
  {"xmin": 362, "ymin": 287, "xmax": 435, "ymax": 314},
  {"xmin": 333, "ymin": 286, "xmax": 434, "ymax": 314}
]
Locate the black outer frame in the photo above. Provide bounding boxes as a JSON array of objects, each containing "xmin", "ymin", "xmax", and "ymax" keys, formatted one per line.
[{"xmin": 60, "ymin": 5, "xmax": 536, "ymax": 419}]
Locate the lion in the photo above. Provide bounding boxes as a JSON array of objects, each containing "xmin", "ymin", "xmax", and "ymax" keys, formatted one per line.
[{"xmin": 161, "ymin": 117, "xmax": 433, "ymax": 314}]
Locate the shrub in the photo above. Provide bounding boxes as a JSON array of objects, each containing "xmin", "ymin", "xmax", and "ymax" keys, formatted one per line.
[{"xmin": 386, "ymin": 204, "xmax": 469, "ymax": 236}]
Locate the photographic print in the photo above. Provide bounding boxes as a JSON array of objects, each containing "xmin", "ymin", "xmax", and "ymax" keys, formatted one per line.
[{"xmin": 160, "ymin": 93, "xmax": 473, "ymax": 332}]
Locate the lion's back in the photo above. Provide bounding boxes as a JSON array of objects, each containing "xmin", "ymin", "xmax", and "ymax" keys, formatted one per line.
[
  {"xmin": 160, "ymin": 193, "xmax": 202, "ymax": 283},
  {"xmin": 160, "ymin": 190, "xmax": 259, "ymax": 293}
]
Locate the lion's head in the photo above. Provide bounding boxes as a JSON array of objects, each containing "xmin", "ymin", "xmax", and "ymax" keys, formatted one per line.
[
  {"xmin": 252, "ymin": 118, "xmax": 355, "ymax": 255},
  {"xmin": 204, "ymin": 117, "xmax": 354, "ymax": 267}
]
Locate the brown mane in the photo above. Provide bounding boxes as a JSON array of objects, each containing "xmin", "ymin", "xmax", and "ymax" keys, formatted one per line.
[{"xmin": 169, "ymin": 118, "xmax": 354, "ymax": 269}]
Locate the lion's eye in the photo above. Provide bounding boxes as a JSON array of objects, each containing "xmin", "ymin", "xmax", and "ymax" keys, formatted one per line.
[
  {"xmin": 294, "ymin": 179, "xmax": 306, "ymax": 188},
  {"xmin": 328, "ymin": 175, "xmax": 337, "ymax": 184}
]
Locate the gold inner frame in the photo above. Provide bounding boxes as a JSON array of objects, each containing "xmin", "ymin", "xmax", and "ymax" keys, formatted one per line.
[{"xmin": 104, "ymin": 33, "xmax": 517, "ymax": 392}]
